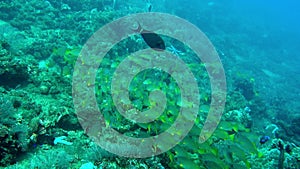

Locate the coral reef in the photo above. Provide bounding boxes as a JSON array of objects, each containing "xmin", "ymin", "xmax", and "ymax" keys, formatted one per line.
[
  {"xmin": 0, "ymin": 96, "xmax": 28, "ymax": 166},
  {"xmin": 0, "ymin": 0, "xmax": 299, "ymax": 168}
]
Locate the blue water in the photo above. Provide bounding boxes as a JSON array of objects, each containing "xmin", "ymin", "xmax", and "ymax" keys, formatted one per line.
[{"xmin": 177, "ymin": 0, "xmax": 300, "ymax": 101}]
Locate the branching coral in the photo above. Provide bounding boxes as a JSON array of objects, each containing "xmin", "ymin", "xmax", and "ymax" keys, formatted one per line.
[{"xmin": 265, "ymin": 124, "xmax": 279, "ymax": 136}]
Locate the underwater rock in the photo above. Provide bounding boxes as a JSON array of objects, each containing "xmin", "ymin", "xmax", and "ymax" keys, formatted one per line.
[
  {"xmin": 234, "ymin": 79, "xmax": 255, "ymax": 100},
  {"xmin": 0, "ymin": 20, "xmax": 25, "ymax": 54}
]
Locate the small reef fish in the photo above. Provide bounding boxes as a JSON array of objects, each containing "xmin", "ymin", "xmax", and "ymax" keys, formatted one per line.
[
  {"xmin": 260, "ymin": 135, "xmax": 270, "ymax": 144},
  {"xmin": 145, "ymin": 0, "xmax": 152, "ymax": 12},
  {"xmin": 134, "ymin": 23, "xmax": 166, "ymax": 51},
  {"xmin": 147, "ymin": 3, "xmax": 152, "ymax": 12}
]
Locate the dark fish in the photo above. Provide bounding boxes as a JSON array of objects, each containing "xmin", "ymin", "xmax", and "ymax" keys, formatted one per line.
[
  {"xmin": 259, "ymin": 135, "xmax": 270, "ymax": 144},
  {"xmin": 134, "ymin": 23, "xmax": 166, "ymax": 51},
  {"xmin": 285, "ymin": 144, "xmax": 292, "ymax": 154},
  {"xmin": 147, "ymin": 3, "xmax": 152, "ymax": 12}
]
